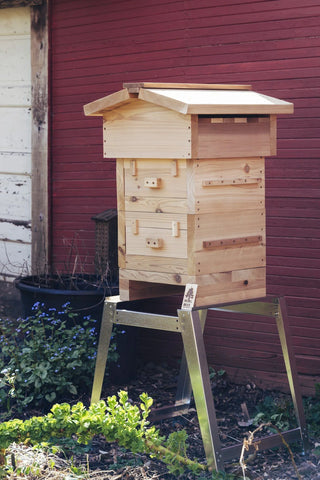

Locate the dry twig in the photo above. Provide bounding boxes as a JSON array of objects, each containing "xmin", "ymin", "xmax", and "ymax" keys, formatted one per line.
[{"xmin": 239, "ymin": 422, "xmax": 302, "ymax": 480}]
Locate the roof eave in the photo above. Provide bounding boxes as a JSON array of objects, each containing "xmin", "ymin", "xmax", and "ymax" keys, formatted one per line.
[
  {"xmin": 84, "ymin": 89, "xmax": 136, "ymax": 116},
  {"xmin": 186, "ymin": 103, "xmax": 294, "ymax": 115}
]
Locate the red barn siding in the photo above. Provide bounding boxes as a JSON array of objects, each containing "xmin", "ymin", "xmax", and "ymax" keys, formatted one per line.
[{"xmin": 50, "ymin": 0, "xmax": 320, "ymax": 394}]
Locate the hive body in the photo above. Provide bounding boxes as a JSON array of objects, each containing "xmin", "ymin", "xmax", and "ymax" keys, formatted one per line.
[{"xmin": 84, "ymin": 83, "xmax": 293, "ymax": 307}]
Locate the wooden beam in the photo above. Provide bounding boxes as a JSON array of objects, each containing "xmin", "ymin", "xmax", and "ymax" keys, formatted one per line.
[
  {"xmin": 31, "ymin": 0, "xmax": 49, "ymax": 274},
  {"xmin": 123, "ymin": 82, "xmax": 253, "ymax": 91},
  {"xmin": 186, "ymin": 103, "xmax": 294, "ymax": 115}
]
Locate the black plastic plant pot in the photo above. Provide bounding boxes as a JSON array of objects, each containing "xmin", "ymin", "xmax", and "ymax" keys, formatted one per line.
[{"xmin": 15, "ymin": 274, "xmax": 119, "ymax": 325}]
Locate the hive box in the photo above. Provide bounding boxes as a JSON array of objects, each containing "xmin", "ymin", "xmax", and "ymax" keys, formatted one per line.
[{"xmin": 84, "ymin": 82, "xmax": 293, "ymax": 307}]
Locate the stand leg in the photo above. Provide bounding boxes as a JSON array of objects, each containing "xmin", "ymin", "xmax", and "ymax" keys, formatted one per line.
[
  {"xmin": 275, "ymin": 298, "xmax": 309, "ymax": 450},
  {"xmin": 178, "ymin": 309, "xmax": 223, "ymax": 472},
  {"xmin": 175, "ymin": 309, "xmax": 208, "ymax": 405},
  {"xmin": 91, "ymin": 301, "xmax": 116, "ymax": 405}
]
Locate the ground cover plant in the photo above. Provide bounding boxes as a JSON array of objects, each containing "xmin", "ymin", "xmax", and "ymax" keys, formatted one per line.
[
  {"xmin": 0, "ymin": 303, "xmax": 118, "ymax": 411},
  {"xmin": 0, "ymin": 391, "xmax": 228, "ymax": 479}
]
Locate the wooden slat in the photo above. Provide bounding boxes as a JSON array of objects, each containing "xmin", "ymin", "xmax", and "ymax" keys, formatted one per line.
[
  {"xmin": 125, "ymin": 254, "xmax": 189, "ymax": 275},
  {"xmin": 202, "ymin": 177, "xmax": 262, "ymax": 186},
  {"xmin": 83, "ymin": 89, "xmax": 133, "ymax": 116},
  {"xmin": 203, "ymin": 235, "xmax": 263, "ymax": 249},
  {"xmin": 125, "ymin": 195, "xmax": 189, "ymax": 214},
  {"xmin": 124, "ymin": 82, "xmax": 252, "ymax": 91}
]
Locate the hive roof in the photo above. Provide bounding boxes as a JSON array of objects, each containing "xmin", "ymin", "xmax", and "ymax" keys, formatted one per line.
[{"xmin": 84, "ymin": 82, "xmax": 293, "ymax": 117}]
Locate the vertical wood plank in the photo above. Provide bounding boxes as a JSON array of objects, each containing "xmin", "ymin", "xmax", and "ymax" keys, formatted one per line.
[
  {"xmin": 269, "ymin": 115, "xmax": 277, "ymax": 156},
  {"xmin": 117, "ymin": 158, "xmax": 126, "ymax": 268},
  {"xmin": 191, "ymin": 114, "xmax": 199, "ymax": 158},
  {"xmin": 31, "ymin": 0, "xmax": 49, "ymax": 274}
]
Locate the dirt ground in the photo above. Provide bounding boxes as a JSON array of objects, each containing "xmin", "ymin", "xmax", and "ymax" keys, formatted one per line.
[{"xmin": 1, "ymin": 282, "xmax": 320, "ymax": 479}]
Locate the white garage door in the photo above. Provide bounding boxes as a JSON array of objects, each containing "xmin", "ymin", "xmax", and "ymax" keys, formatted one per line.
[{"xmin": 0, "ymin": 6, "xmax": 32, "ymax": 281}]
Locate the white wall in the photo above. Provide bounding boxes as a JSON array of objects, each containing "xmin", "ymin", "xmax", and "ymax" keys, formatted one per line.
[{"xmin": 0, "ymin": 7, "xmax": 31, "ymax": 281}]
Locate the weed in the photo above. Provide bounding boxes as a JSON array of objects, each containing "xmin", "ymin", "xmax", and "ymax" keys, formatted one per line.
[{"xmin": 253, "ymin": 394, "xmax": 296, "ymax": 431}]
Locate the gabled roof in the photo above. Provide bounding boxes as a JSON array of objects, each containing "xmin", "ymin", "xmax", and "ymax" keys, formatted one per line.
[{"xmin": 84, "ymin": 82, "xmax": 294, "ymax": 117}]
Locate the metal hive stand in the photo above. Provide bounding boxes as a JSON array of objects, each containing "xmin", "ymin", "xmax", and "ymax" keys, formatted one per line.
[{"xmin": 91, "ymin": 288, "xmax": 308, "ymax": 472}]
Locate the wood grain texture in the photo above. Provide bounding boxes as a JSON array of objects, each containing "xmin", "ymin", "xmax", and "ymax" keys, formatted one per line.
[
  {"xmin": 103, "ymin": 101, "xmax": 191, "ymax": 159},
  {"xmin": 31, "ymin": 1, "xmax": 49, "ymax": 274},
  {"xmin": 124, "ymin": 82, "xmax": 252, "ymax": 90},
  {"xmin": 197, "ymin": 117, "xmax": 273, "ymax": 158}
]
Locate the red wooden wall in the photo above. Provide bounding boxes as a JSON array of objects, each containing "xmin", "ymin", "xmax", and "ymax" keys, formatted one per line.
[{"xmin": 50, "ymin": 0, "xmax": 320, "ymax": 394}]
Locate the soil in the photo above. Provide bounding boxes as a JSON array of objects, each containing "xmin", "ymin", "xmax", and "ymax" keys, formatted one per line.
[{"xmin": 1, "ymin": 282, "xmax": 319, "ymax": 479}]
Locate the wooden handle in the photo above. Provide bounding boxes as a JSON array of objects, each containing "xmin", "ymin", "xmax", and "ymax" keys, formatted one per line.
[
  {"xmin": 131, "ymin": 160, "xmax": 137, "ymax": 176},
  {"xmin": 202, "ymin": 177, "xmax": 262, "ymax": 187},
  {"xmin": 144, "ymin": 177, "xmax": 161, "ymax": 188},
  {"xmin": 203, "ymin": 235, "xmax": 263, "ymax": 249},
  {"xmin": 171, "ymin": 160, "xmax": 178, "ymax": 177},
  {"xmin": 172, "ymin": 221, "xmax": 180, "ymax": 237},
  {"xmin": 131, "ymin": 219, "xmax": 138, "ymax": 235},
  {"xmin": 146, "ymin": 238, "xmax": 163, "ymax": 248}
]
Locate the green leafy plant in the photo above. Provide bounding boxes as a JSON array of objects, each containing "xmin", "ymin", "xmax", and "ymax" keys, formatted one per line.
[
  {"xmin": 209, "ymin": 367, "xmax": 226, "ymax": 380},
  {"xmin": 0, "ymin": 391, "xmax": 226, "ymax": 478},
  {"xmin": 254, "ymin": 386, "xmax": 320, "ymax": 441},
  {"xmin": 0, "ymin": 303, "xmax": 119, "ymax": 411},
  {"xmin": 253, "ymin": 394, "xmax": 296, "ymax": 431}
]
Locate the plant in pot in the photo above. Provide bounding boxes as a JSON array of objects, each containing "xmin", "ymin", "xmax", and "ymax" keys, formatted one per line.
[
  {"xmin": 14, "ymin": 234, "xmax": 136, "ymax": 384},
  {"xmin": 15, "ymin": 235, "xmax": 119, "ymax": 326}
]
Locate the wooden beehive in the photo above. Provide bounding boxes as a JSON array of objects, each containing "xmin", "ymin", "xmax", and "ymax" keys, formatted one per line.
[{"xmin": 84, "ymin": 82, "xmax": 293, "ymax": 307}]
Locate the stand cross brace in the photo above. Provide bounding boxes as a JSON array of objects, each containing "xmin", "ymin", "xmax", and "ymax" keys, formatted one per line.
[{"xmin": 91, "ymin": 293, "xmax": 308, "ymax": 473}]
